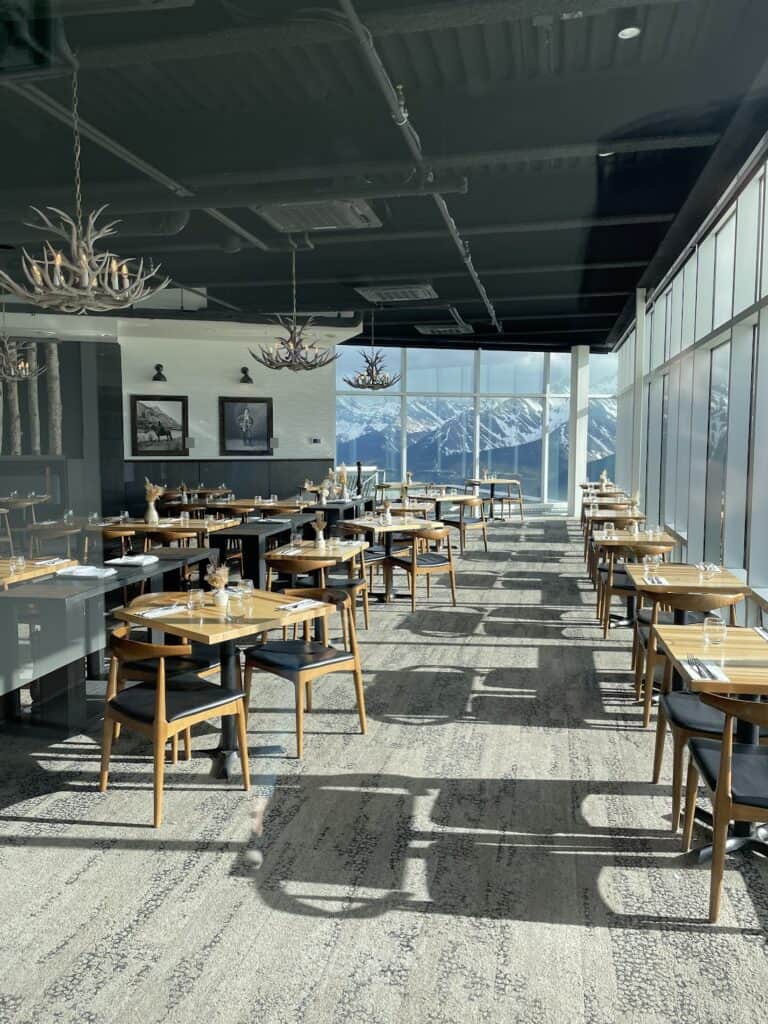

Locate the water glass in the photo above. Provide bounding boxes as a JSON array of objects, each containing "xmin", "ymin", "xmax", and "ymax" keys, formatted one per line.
[
  {"xmin": 63, "ymin": 509, "xmax": 74, "ymax": 522},
  {"xmin": 187, "ymin": 589, "xmax": 205, "ymax": 613},
  {"xmin": 648, "ymin": 524, "xmax": 660, "ymax": 538},
  {"xmin": 7, "ymin": 557, "xmax": 17, "ymax": 576},
  {"xmin": 15, "ymin": 555, "xmax": 26, "ymax": 571},
  {"xmin": 88, "ymin": 512, "xmax": 100, "ymax": 523},
  {"xmin": 254, "ymin": 494, "xmax": 262, "ymax": 503},
  {"xmin": 180, "ymin": 510, "xmax": 190, "ymax": 525},
  {"xmin": 227, "ymin": 594, "xmax": 245, "ymax": 622},
  {"xmin": 604, "ymin": 521, "xmax": 615, "ymax": 538},
  {"xmin": 270, "ymin": 493, "xmax": 278, "ymax": 503},
  {"xmin": 120, "ymin": 510, "xmax": 129, "ymax": 521},
  {"xmin": 703, "ymin": 615, "xmax": 727, "ymax": 646},
  {"xmin": 238, "ymin": 579, "xmax": 255, "ymax": 594}
]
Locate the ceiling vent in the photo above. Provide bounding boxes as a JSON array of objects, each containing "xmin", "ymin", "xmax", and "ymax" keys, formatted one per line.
[
  {"xmin": 415, "ymin": 321, "xmax": 475, "ymax": 336},
  {"xmin": 255, "ymin": 199, "xmax": 382, "ymax": 233},
  {"xmin": 354, "ymin": 283, "xmax": 438, "ymax": 303}
]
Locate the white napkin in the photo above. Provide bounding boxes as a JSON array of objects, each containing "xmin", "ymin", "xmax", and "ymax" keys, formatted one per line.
[
  {"xmin": 686, "ymin": 658, "xmax": 729, "ymax": 682},
  {"xmin": 37, "ymin": 519, "xmax": 57, "ymax": 526},
  {"xmin": 642, "ymin": 575, "xmax": 668, "ymax": 585},
  {"xmin": 56, "ymin": 566, "xmax": 118, "ymax": 578},
  {"xmin": 135, "ymin": 603, "xmax": 187, "ymax": 619},
  {"xmin": 33, "ymin": 557, "xmax": 68, "ymax": 566},
  {"xmin": 280, "ymin": 548, "xmax": 302, "ymax": 555},
  {"xmin": 277, "ymin": 598, "xmax": 325, "ymax": 612},
  {"xmin": 104, "ymin": 554, "xmax": 160, "ymax": 566},
  {"xmin": 268, "ymin": 517, "xmax": 292, "ymax": 523}
]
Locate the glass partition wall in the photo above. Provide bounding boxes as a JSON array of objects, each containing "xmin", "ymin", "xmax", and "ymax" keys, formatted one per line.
[
  {"xmin": 613, "ymin": 144, "xmax": 768, "ymax": 603},
  {"xmin": 337, "ymin": 349, "xmax": 590, "ymax": 503}
]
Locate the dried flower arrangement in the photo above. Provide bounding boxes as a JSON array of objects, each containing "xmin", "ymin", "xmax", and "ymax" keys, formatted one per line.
[
  {"xmin": 144, "ymin": 477, "xmax": 164, "ymax": 502},
  {"xmin": 205, "ymin": 562, "xmax": 230, "ymax": 590}
]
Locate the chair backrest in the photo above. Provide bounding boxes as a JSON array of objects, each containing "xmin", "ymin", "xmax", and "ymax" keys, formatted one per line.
[
  {"xmin": 109, "ymin": 624, "xmax": 192, "ymax": 663},
  {"xmin": 664, "ymin": 591, "xmax": 745, "ymax": 615},
  {"xmin": 280, "ymin": 586, "xmax": 356, "ymax": 654},
  {"xmin": 265, "ymin": 555, "xmax": 336, "ymax": 575},
  {"xmin": 103, "ymin": 527, "xmax": 136, "ymax": 540},
  {"xmin": 461, "ymin": 496, "xmax": 485, "ymax": 522},
  {"xmin": 149, "ymin": 528, "xmax": 198, "ymax": 546}
]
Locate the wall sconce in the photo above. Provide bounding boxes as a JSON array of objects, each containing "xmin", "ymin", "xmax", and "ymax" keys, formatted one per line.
[
  {"xmin": 152, "ymin": 363, "xmax": 167, "ymax": 381},
  {"xmin": 239, "ymin": 366, "xmax": 253, "ymax": 384}
]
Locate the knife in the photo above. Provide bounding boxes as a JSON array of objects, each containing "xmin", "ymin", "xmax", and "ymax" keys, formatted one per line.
[{"xmin": 693, "ymin": 655, "xmax": 715, "ymax": 679}]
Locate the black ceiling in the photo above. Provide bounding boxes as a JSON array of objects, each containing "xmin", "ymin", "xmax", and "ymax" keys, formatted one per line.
[{"xmin": 1, "ymin": 0, "xmax": 767, "ymax": 350}]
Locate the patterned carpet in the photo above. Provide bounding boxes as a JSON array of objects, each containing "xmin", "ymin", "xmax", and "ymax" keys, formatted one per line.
[{"xmin": 1, "ymin": 516, "xmax": 768, "ymax": 1024}]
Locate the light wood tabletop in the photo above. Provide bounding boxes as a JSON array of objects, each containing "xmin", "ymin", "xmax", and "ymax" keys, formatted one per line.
[
  {"xmin": 466, "ymin": 477, "xmax": 520, "ymax": 486},
  {"xmin": 585, "ymin": 509, "xmax": 646, "ymax": 522},
  {"xmin": 592, "ymin": 529, "xmax": 676, "ymax": 547},
  {"xmin": 624, "ymin": 563, "xmax": 750, "ymax": 595},
  {"xmin": 0, "ymin": 556, "xmax": 78, "ymax": 589},
  {"xmin": 375, "ymin": 481, "xmax": 426, "ymax": 492},
  {"xmin": 346, "ymin": 516, "xmax": 444, "ymax": 534},
  {"xmin": 376, "ymin": 501, "xmax": 433, "ymax": 515},
  {"xmin": 120, "ymin": 517, "xmax": 240, "ymax": 534},
  {"xmin": 115, "ymin": 589, "xmax": 332, "ymax": 645},
  {"xmin": 268, "ymin": 538, "xmax": 368, "ymax": 563},
  {"xmin": 654, "ymin": 624, "xmax": 768, "ymax": 693}
]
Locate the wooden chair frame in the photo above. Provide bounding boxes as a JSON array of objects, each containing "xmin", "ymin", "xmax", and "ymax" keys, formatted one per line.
[
  {"xmin": 390, "ymin": 526, "xmax": 457, "ymax": 611},
  {"xmin": 100, "ymin": 628, "xmax": 250, "ymax": 827},
  {"xmin": 682, "ymin": 692, "xmax": 768, "ymax": 922},
  {"xmin": 443, "ymin": 496, "xmax": 488, "ymax": 554}
]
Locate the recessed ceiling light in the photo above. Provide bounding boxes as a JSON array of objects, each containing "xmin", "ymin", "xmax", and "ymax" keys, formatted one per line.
[{"xmin": 617, "ymin": 25, "xmax": 641, "ymax": 40}]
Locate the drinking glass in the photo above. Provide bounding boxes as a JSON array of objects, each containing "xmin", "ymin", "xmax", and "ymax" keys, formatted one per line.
[
  {"xmin": 120, "ymin": 510, "xmax": 129, "ymax": 521},
  {"xmin": 648, "ymin": 524, "xmax": 660, "ymax": 538},
  {"xmin": 180, "ymin": 511, "xmax": 190, "ymax": 525},
  {"xmin": 238, "ymin": 578, "xmax": 255, "ymax": 594},
  {"xmin": 254, "ymin": 495, "xmax": 262, "ymax": 502},
  {"xmin": 627, "ymin": 521, "xmax": 638, "ymax": 536},
  {"xmin": 703, "ymin": 615, "xmax": 727, "ymax": 646},
  {"xmin": 8, "ymin": 557, "xmax": 17, "ymax": 575},
  {"xmin": 227, "ymin": 594, "xmax": 245, "ymax": 622},
  {"xmin": 15, "ymin": 555, "xmax": 26, "ymax": 571},
  {"xmin": 88, "ymin": 512, "xmax": 100, "ymax": 523},
  {"xmin": 63, "ymin": 509, "xmax": 74, "ymax": 522},
  {"xmin": 270, "ymin": 493, "xmax": 278, "ymax": 503},
  {"xmin": 187, "ymin": 589, "xmax": 205, "ymax": 613},
  {"xmin": 604, "ymin": 521, "xmax": 615, "ymax": 538}
]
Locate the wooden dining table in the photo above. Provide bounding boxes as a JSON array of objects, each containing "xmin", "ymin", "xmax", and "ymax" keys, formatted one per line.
[
  {"xmin": 345, "ymin": 516, "xmax": 444, "ymax": 601},
  {"xmin": 0, "ymin": 556, "xmax": 78, "ymax": 590},
  {"xmin": 653, "ymin": 623, "xmax": 768, "ymax": 857},
  {"xmin": 115, "ymin": 589, "xmax": 332, "ymax": 777},
  {"xmin": 267, "ymin": 537, "xmax": 369, "ymax": 567},
  {"xmin": 624, "ymin": 563, "xmax": 750, "ymax": 620}
]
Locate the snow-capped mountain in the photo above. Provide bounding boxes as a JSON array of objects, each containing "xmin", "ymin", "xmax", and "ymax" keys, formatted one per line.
[{"xmin": 336, "ymin": 395, "xmax": 617, "ymax": 494}]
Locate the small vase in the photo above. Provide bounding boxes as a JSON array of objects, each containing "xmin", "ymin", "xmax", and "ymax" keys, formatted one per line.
[
  {"xmin": 213, "ymin": 589, "xmax": 229, "ymax": 609},
  {"xmin": 144, "ymin": 499, "xmax": 159, "ymax": 525}
]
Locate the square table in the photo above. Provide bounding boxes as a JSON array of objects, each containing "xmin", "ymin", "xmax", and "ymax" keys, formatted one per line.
[
  {"xmin": 344, "ymin": 516, "xmax": 444, "ymax": 601},
  {"xmin": 0, "ymin": 556, "xmax": 77, "ymax": 589},
  {"xmin": 653, "ymin": 623, "xmax": 768, "ymax": 856},
  {"xmin": 624, "ymin": 564, "xmax": 749, "ymax": 617},
  {"xmin": 208, "ymin": 514, "xmax": 315, "ymax": 589},
  {"xmin": 116, "ymin": 590, "xmax": 332, "ymax": 777}
]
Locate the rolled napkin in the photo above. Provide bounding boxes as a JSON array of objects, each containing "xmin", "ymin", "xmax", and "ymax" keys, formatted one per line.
[
  {"xmin": 686, "ymin": 657, "xmax": 729, "ymax": 682},
  {"xmin": 56, "ymin": 566, "xmax": 118, "ymax": 578},
  {"xmin": 33, "ymin": 557, "xmax": 69, "ymax": 566},
  {"xmin": 277, "ymin": 598, "xmax": 326, "ymax": 612},
  {"xmin": 104, "ymin": 554, "xmax": 160, "ymax": 566},
  {"xmin": 135, "ymin": 603, "xmax": 187, "ymax": 619}
]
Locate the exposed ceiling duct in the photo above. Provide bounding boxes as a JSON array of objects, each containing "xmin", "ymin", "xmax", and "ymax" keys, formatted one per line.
[
  {"xmin": 354, "ymin": 283, "xmax": 438, "ymax": 303},
  {"xmin": 0, "ymin": 209, "xmax": 190, "ymax": 246},
  {"xmin": 255, "ymin": 199, "xmax": 383, "ymax": 234}
]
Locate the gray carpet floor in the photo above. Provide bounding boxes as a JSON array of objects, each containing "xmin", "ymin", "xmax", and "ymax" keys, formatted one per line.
[{"xmin": 1, "ymin": 516, "xmax": 768, "ymax": 1024}]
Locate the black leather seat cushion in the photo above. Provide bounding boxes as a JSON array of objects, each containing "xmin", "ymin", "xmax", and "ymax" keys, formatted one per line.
[
  {"xmin": 244, "ymin": 639, "xmax": 352, "ymax": 680},
  {"xmin": 689, "ymin": 738, "xmax": 768, "ymax": 810},
  {"xmin": 662, "ymin": 692, "xmax": 726, "ymax": 734},
  {"xmin": 636, "ymin": 608, "xmax": 707, "ymax": 626},
  {"xmin": 362, "ymin": 545, "xmax": 387, "ymax": 564},
  {"xmin": 391, "ymin": 551, "xmax": 450, "ymax": 568},
  {"xmin": 597, "ymin": 564, "xmax": 629, "ymax": 578},
  {"xmin": 125, "ymin": 650, "xmax": 219, "ymax": 677},
  {"xmin": 110, "ymin": 679, "xmax": 243, "ymax": 725}
]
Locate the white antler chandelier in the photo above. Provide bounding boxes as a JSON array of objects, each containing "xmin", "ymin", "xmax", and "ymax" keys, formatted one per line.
[
  {"xmin": 0, "ymin": 67, "xmax": 168, "ymax": 315},
  {"xmin": 249, "ymin": 250, "xmax": 339, "ymax": 372},
  {"xmin": 343, "ymin": 311, "xmax": 400, "ymax": 390}
]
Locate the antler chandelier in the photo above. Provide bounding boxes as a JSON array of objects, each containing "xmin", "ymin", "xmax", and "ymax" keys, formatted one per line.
[
  {"xmin": 0, "ymin": 301, "xmax": 46, "ymax": 384},
  {"xmin": 0, "ymin": 67, "xmax": 168, "ymax": 315},
  {"xmin": 249, "ymin": 250, "xmax": 339, "ymax": 372},
  {"xmin": 343, "ymin": 311, "xmax": 401, "ymax": 390}
]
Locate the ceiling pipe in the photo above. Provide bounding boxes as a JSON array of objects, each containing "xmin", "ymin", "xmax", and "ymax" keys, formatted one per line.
[
  {"xmin": 0, "ymin": 209, "xmax": 191, "ymax": 245},
  {"xmin": 337, "ymin": 0, "xmax": 502, "ymax": 333}
]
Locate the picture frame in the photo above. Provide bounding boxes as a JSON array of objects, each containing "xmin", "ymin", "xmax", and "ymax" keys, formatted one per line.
[
  {"xmin": 218, "ymin": 397, "xmax": 274, "ymax": 456},
  {"xmin": 130, "ymin": 395, "xmax": 189, "ymax": 457}
]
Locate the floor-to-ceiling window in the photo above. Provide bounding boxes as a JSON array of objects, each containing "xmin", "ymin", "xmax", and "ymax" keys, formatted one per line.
[
  {"xmin": 335, "ymin": 348, "xmax": 572, "ymax": 503},
  {"xmin": 703, "ymin": 341, "xmax": 731, "ymax": 563},
  {"xmin": 587, "ymin": 353, "xmax": 618, "ymax": 480}
]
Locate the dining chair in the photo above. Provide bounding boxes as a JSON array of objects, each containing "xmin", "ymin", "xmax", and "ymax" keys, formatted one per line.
[
  {"xmin": 102, "ymin": 526, "xmax": 136, "ymax": 556},
  {"xmin": 442, "ymin": 495, "xmax": 488, "ymax": 554},
  {"xmin": 388, "ymin": 525, "xmax": 457, "ymax": 611},
  {"xmin": 242, "ymin": 588, "xmax": 366, "ymax": 758},
  {"xmin": 0, "ymin": 509, "xmax": 14, "ymax": 556},
  {"xmin": 597, "ymin": 542, "xmax": 674, "ymax": 636},
  {"xmin": 100, "ymin": 627, "xmax": 250, "ymax": 826},
  {"xmin": 497, "ymin": 480, "xmax": 525, "ymax": 523},
  {"xmin": 643, "ymin": 593, "xmax": 745, "ymax": 829},
  {"xmin": 682, "ymin": 693, "xmax": 768, "ymax": 922},
  {"xmin": 326, "ymin": 549, "xmax": 371, "ymax": 629}
]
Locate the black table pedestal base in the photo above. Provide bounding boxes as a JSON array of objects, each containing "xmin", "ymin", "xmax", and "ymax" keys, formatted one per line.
[
  {"xmin": 207, "ymin": 747, "xmax": 241, "ymax": 781},
  {"xmin": 690, "ymin": 809, "xmax": 768, "ymax": 862}
]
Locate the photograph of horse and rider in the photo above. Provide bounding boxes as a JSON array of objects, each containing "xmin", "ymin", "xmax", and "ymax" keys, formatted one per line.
[{"xmin": 130, "ymin": 396, "xmax": 189, "ymax": 457}]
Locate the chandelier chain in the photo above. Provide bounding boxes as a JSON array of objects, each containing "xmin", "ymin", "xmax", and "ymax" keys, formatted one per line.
[{"xmin": 71, "ymin": 65, "xmax": 84, "ymax": 234}]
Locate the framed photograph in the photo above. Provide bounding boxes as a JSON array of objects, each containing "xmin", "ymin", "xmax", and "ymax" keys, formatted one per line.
[
  {"xmin": 219, "ymin": 397, "xmax": 273, "ymax": 456},
  {"xmin": 130, "ymin": 395, "xmax": 189, "ymax": 456}
]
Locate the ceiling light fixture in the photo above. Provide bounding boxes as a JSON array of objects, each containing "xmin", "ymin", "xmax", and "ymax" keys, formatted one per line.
[
  {"xmin": 0, "ymin": 300, "xmax": 46, "ymax": 383},
  {"xmin": 618, "ymin": 25, "xmax": 641, "ymax": 39},
  {"xmin": 617, "ymin": 7, "xmax": 642, "ymax": 40},
  {"xmin": 343, "ymin": 311, "xmax": 401, "ymax": 390},
  {"xmin": 0, "ymin": 66, "xmax": 168, "ymax": 314},
  {"xmin": 249, "ymin": 249, "xmax": 339, "ymax": 372}
]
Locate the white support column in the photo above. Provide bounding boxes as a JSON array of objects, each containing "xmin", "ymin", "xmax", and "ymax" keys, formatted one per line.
[
  {"xmin": 541, "ymin": 352, "xmax": 550, "ymax": 504},
  {"xmin": 567, "ymin": 345, "xmax": 589, "ymax": 516},
  {"xmin": 400, "ymin": 349, "xmax": 408, "ymax": 477},
  {"xmin": 630, "ymin": 288, "xmax": 647, "ymax": 499},
  {"xmin": 472, "ymin": 349, "xmax": 481, "ymax": 480}
]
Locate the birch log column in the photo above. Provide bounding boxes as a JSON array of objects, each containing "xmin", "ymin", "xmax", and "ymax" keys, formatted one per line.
[
  {"xmin": 46, "ymin": 341, "xmax": 62, "ymax": 456},
  {"xmin": 7, "ymin": 378, "xmax": 21, "ymax": 456},
  {"xmin": 27, "ymin": 343, "xmax": 41, "ymax": 455}
]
